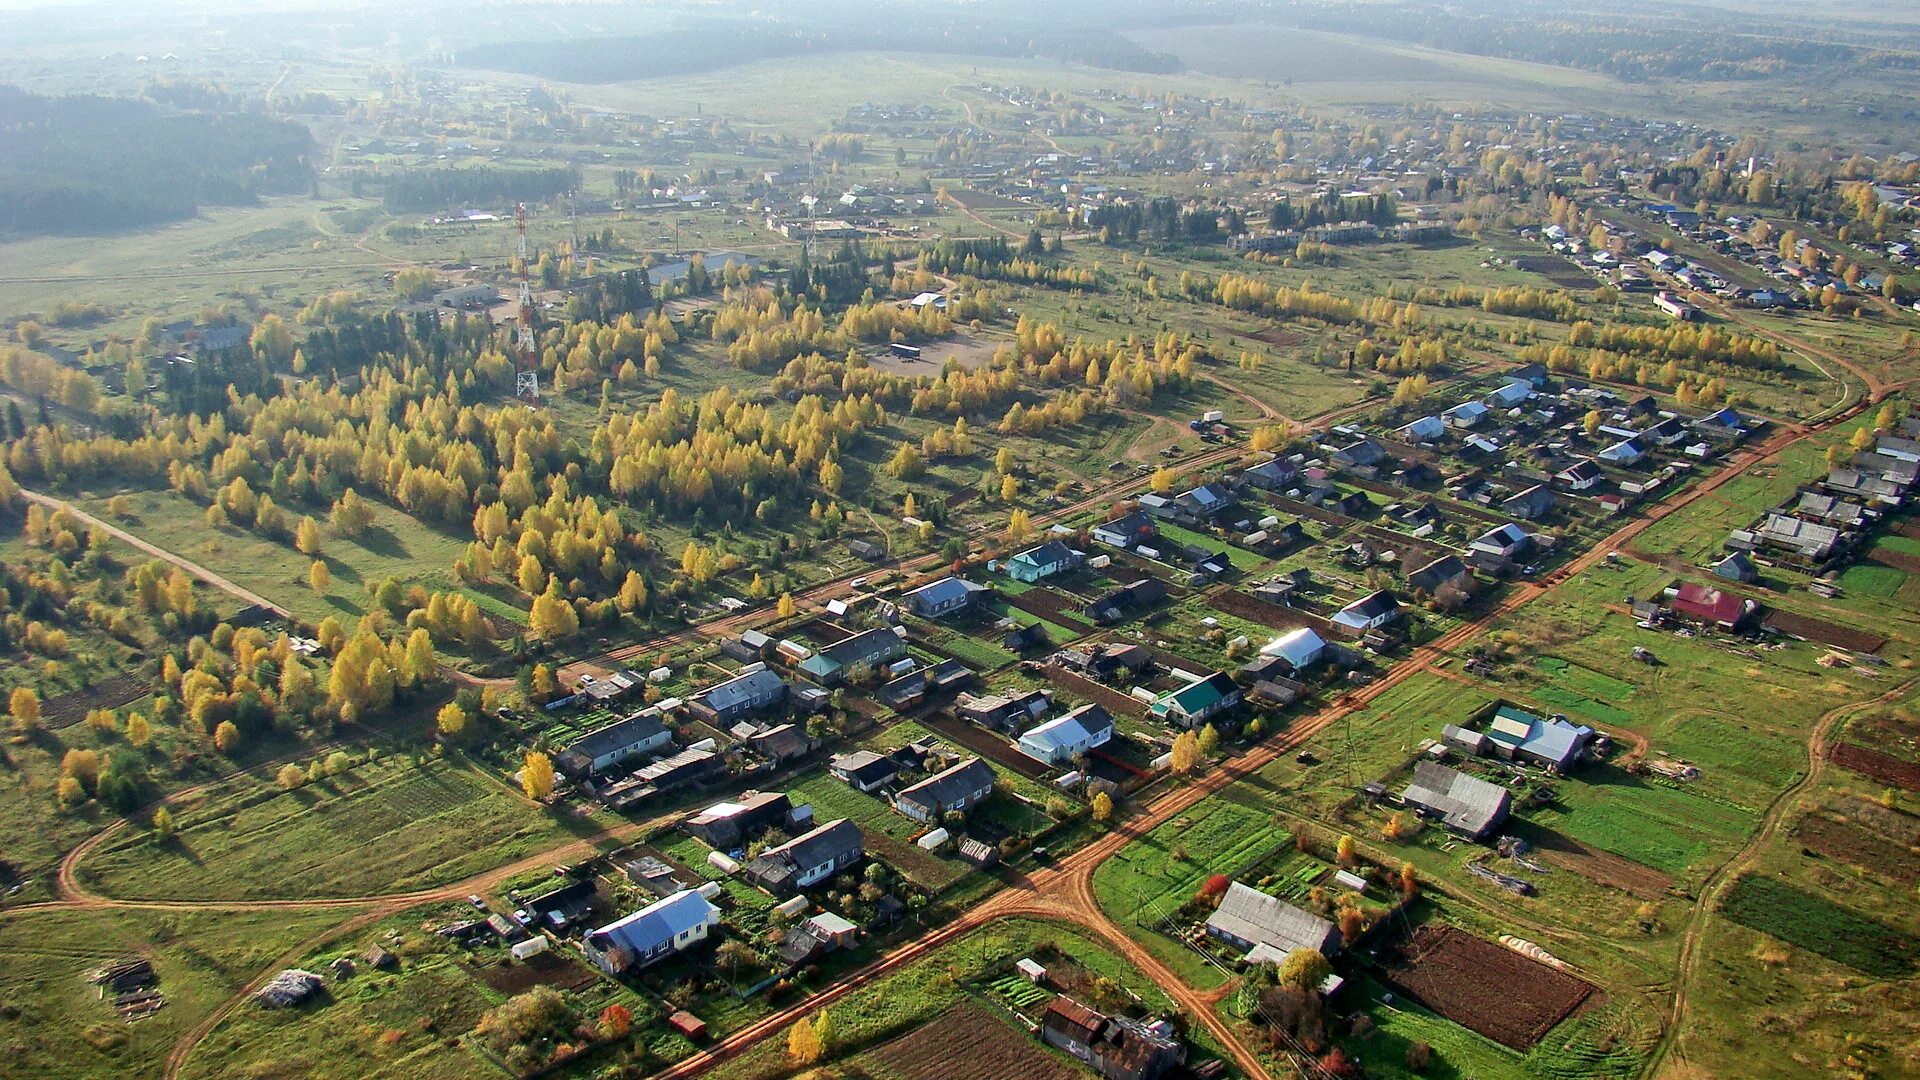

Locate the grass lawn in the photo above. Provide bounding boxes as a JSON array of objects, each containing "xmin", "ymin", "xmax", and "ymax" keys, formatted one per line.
[
  {"xmin": 1838, "ymin": 562, "xmax": 1907, "ymax": 599},
  {"xmin": 1151, "ymin": 521, "xmax": 1270, "ymax": 572},
  {"xmin": 1526, "ymin": 765, "xmax": 1757, "ymax": 883},
  {"xmin": 76, "ymin": 754, "xmax": 580, "ymax": 901},
  {"xmin": 0, "ymin": 905, "xmax": 356, "ymax": 1080}
]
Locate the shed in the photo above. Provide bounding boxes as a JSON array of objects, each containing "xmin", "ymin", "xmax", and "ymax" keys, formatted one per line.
[
  {"xmin": 668, "ymin": 1011, "xmax": 709, "ymax": 1040},
  {"xmin": 1017, "ymin": 957, "xmax": 1049, "ymax": 983},
  {"xmin": 511, "ymin": 937, "xmax": 549, "ymax": 960}
]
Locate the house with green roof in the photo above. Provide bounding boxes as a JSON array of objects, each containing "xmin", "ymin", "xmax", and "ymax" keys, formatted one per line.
[{"xmin": 1149, "ymin": 672, "xmax": 1241, "ymax": 729}]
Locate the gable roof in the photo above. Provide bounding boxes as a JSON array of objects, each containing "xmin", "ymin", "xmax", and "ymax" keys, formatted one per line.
[
  {"xmin": 1019, "ymin": 704, "xmax": 1114, "ymax": 757},
  {"xmin": 1260, "ymin": 626, "xmax": 1327, "ymax": 668},
  {"xmin": 895, "ymin": 757, "xmax": 995, "ymax": 811},
  {"xmin": 758, "ymin": 817, "xmax": 862, "ymax": 872},
  {"xmin": 1406, "ymin": 554, "xmax": 1470, "ymax": 594},
  {"xmin": 904, "ymin": 575, "xmax": 986, "ymax": 609},
  {"xmin": 694, "ymin": 668, "xmax": 785, "ymax": 714},
  {"xmin": 1012, "ymin": 540, "xmax": 1078, "ymax": 568},
  {"xmin": 1401, "ymin": 761, "xmax": 1510, "ymax": 836},
  {"xmin": 1673, "ymin": 581, "xmax": 1754, "ymax": 626},
  {"xmin": 1153, "ymin": 671, "xmax": 1238, "ymax": 718},
  {"xmin": 1207, "ymin": 882, "xmax": 1338, "ymax": 956},
  {"xmin": 564, "ymin": 713, "xmax": 669, "ymax": 760},
  {"xmin": 588, "ymin": 890, "xmax": 716, "ymax": 957}
]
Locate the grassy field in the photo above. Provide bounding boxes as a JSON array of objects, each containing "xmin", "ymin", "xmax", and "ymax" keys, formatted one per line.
[
  {"xmin": 73, "ymin": 487, "xmax": 495, "ymax": 631},
  {"xmin": 76, "ymin": 754, "xmax": 579, "ymax": 902},
  {"xmin": 0, "ymin": 905, "xmax": 356, "ymax": 1080},
  {"xmin": 176, "ymin": 905, "xmax": 626, "ymax": 1080}
]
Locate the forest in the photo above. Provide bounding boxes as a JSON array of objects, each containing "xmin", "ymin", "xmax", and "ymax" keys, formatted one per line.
[
  {"xmin": 0, "ymin": 86, "xmax": 315, "ymax": 236},
  {"xmin": 379, "ymin": 165, "xmax": 583, "ymax": 213}
]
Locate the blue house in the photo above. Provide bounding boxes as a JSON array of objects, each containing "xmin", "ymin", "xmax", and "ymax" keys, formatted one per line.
[
  {"xmin": 1484, "ymin": 380, "xmax": 1534, "ymax": 409},
  {"xmin": 1485, "ymin": 704, "xmax": 1594, "ymax": 773},
  {"xmin": 1597, "ymin": 437, "xmax": 1648, "ymax": 465},
  {"xmin": 584, "ymin": 890, "xmax": 719, "ymax": 975},
  {"xmin": 1442, "ymin": 401, "xmax": 1491, "ymax": 429},
  {"xmin": 1007, "ymin": 540, "xmax": 1082, "ymax": 583},
  {"xmin": 902, "ymin": 575, "xmax": 989, "ymax": 618},
  {"xmin": 1399, "ymin": 415, "xmax": 1445, "ymax": 442}
]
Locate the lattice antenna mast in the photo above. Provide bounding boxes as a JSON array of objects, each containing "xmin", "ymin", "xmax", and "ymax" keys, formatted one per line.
[{"xmin": 514, "ymin": 202, "xmax": 540, "ymax": 403}]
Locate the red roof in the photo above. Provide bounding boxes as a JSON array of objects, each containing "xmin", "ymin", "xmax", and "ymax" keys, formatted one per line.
[
  {"xmin": 1042, "ymin": 996, "xmax": 1107, "ymax": 1043},
  {"xmin": 1672, "ymin": 582, "xmax": 1750, "ymax": 627}
]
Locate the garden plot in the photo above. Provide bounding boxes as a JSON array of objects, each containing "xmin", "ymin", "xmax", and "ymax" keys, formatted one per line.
[
  {"xmin": 1378, "ymin": 925, "xmax": 1597, "ymax": 1051},
  {"xmin": 1718, "ymin": 875, "xmax": 1917, "ymax": 978},
  {"xmin": 1829, "ymin": 742, "xmax": 1920, "ymax": 791},
  {"xmin": 862, "ymin": 1001, "xmax": 1079, "ymax": 1080}
]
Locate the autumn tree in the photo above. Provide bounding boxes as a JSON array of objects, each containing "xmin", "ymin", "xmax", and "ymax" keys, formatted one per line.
[
  {"xmin": 295, "ymin": 516, "xmax": 323, "ymax": 556},
  {"xmin": 214, "ymin": 720, "xmax": 242, "ymax": 752},
  {"xmin": 1277, "ymin": 947, "xmax": 1332, "ymax": 992},
  {"xmin": 1336, "ymin": 834, "xmax": 1357, "ymax": 867},
  {"xmin": 278, "ymin": 762, "xmax": 307, "ymax": 789},
  {"xmin": 331, "ymin": 488, "xmax": 377, "ymax": 536},
  {"xmin": 1091, "ymin": 790, "xmax": 1115, "ymax": 823},
  {"xmin": 152, "ymin": 806, "xmax": 174, "ymax": 840},
  {"xmin": 125, "ymin": 712, "xmax": 152, "ymax": 748},
  {"xmin": 786, "ymin": 1014, "xmax": 823, "ymax": 1065},
  {"xmin": 8, "ymin": 687, "xmax": 40, "ymax": 732},
  {"xmin": 522, "ymin": 751, "xmax": 556, "ymax": 799},
  {"xmin": 777, "ymin": 592, "xmax": 797, "ymax": 618},
  {"xmin": 1170, "ymin": 730, "xmax": 1199, "ymax": 776},
  {"xmin": 1197, "ymin": 723, "xmax": 1221, "ymax": 757},
  {"xmin": 597, "ymin": 1003, "xmax": 632, "ymax": 1040},
  {"xmin": 437, "ymin": 701, "xmax": 469, "ymax": 738},
  {"xmin": 309, "ymin": 559, "xmax": 330, "ymax": 594}
]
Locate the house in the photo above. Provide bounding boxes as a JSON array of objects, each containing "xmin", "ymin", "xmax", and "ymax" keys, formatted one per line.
[
  {"xmin": 556, "ymin": 713, "xmax": 673, "ymax": 778},
  {"xmin": 1206, "ymin": 882, "xmax": 1341, "ymax": 962},
  {"xmin": 1754, "ymin": 512, "xmax": 1842, "ymax": 564},
  {"xmin": 1174, "ymin": 482, "xmax": 1237, "ymax": 519},
  {"xmin": 687, "ymin": 667, "xmax": 787, "ymax": 724},
  {"xmin": 1004, "ymin": 621, "xmax": 1050, "ymax": 654},
  {"xmin": 1486, "ymin": 705, "xmax": 1594, "ymax": 771},
  {"xmin": 1258, "ymin": 627, "xmax": 1327, "ymax": 672},
  {"xmin": 1328, "ymin": 490, "xmax": 1373, "ymax": 517},
  {"xmin": 848, "ymin": 539, "xmax": 885, "ymax": 562},
  {"xmin": 1405, "ymin": 555, "xmax": 1472, "ymax": 598},
  {"xmin": 1092, "ymin": 511, "xmax": 1158, "ymax": 549},
  {"xmin": 1502, "ymin": 484, "xmax": 1555, "ymax": 521},
  {"xmin": 901, "ymin": 576, "xmax": 989, "ymax": 619},
  {"xmin": 520, "ymin": 879, "xmax": 598, "ymax": 931},
  {"xmin": 1399, "ymin": 415, "xmax": 1446, "ymax": 442},
  {"xmin": 1597, "ymin": 437, "xmax": 1648, "ymax": 466},
  {"xmin": 1508, "ymin": 362, "xmax": 1550, "ymax": 387},
  {"xmin": 1644, "ymin": 417, "xmax": 1689, "ymax": 445},
  {"xmin": 628, "ymin": 747, "xmax": 722, "ymax": 791},
  {"xmin": 1795, "ymin": 492, "xmax": 1870, "ymax": 529},
  {"xmin": 1672, "ymin": 581, "xmax": 1758, "ymax": 630},
  {"xmin": 1243, "ymin": 457, "xmax": 1300, "ymax": 491},
  {"xmin": 1149, "ymin": 672, "xmax": 1242, "ymax": 729},
  {"xmin": 742, "ymin": 818, "xmax": 864, "ymax": 895},
  {"xmin": 1712, "ymin": 551, "xmax": 1758, "ymax": 583},
  {"xmin": 1823, "ymin": 467, "xmax": 1906, "ymax": 507},
  {"xmin": 681, "ymin": 790, "xmax": 792, "ymax": 848},
  {"xmin": 584, "ymin": 891, "xmax": 719, "ymax": 976},
  {"xmin": 797, "ymin": 626, "xmax": 909, "ymax": 685},
  {"xmin": 720, "ymin": 628, "xmax": 774, "ymax": 663},
  {"xmin": 893, "ymin": 757, "xmax": 996, "ymax": 822},
  {"xmin": 1332, "ymin": 590, "xmax": 1402, "ymax": 634},
  {"xmin": 1086, "ymin": 643, "xmax": 1154, "ymax": 681},
  {"xmin": 1695, "ymin": 408, "xmax": 1754, "ymax": 441},
  {"xmin": 1136, "ymin": 493, "xmax": 1184, "ymax": 521},
  {"xmin": 1041, "ymin": 997, "xmax": 1185, "ymax": 1080},
  {"xmin": 1331, "ymin": 437, "xmax": 1388, "ymax": 470},
  {"xmin": 1007, "ymin": 540, "xmax": 1082, "ymax": 583},
  {"xmin": 830, "ymin": 750, "xmax": 899, "ymax": 793},
  {"xmin": 1018, "ymin": 704, "xmax": 1115, "ymax": 765},
  {"xmin": 748, "ymin": 723, "xmax": 815, "ymax": 763},
  {"xmin": 1400, "ymin": 761, "xmax": 1511, "ymax": 840},
  {"xmin": 1555, "ymin": 458, "xmax": 1603, "ymax": 491},
  {"xmin": 1442, "ymin": 401, "xmax": 1491, "ymax": 429},
  {"xmin": 1484, "ymin": 380, "xmax": 1534, "ymax": 409},
  {"xmin": 955, "ymin": 689, "xmax": 1052, "ymax": 734},
  {"xmin": 1085, "ymin": 578, "xmax": 1168, "ymax": 624},
  {"xmin": 1442, "ymin": 724, "xmax": 1489, "ymax": 756},
  {"xmin": 1469, "ymin": 523, "xmax": 1533, "ymax": 561},
  {"xmin": 1189, "ymin": 549, "xmax": 1235, "ymax": 580}
]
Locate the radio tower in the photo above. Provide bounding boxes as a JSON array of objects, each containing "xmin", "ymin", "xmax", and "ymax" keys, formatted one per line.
[{"xmin": 513, "ymin": 202, "xmax": 540, "ymax": 404}]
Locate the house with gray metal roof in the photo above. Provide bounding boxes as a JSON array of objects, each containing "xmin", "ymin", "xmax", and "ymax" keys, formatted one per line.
[
  {"xmin": 893, "ymin": 757, "xmax": 996, "ymax": 822},
  {"xmin": 556, "ymin": 713, "xmax": 673, "ymax": 778},
  {"xmin": 687, "ymin": 667, "xmax": 787, "ymax": 724},
  {"xmin": 1205, "ymin": 882, "xmax": 1341, "ymax": 962},
  {"xmin": 1400, "ymin": 761, "xmax": 1511, "ymax": 840}
]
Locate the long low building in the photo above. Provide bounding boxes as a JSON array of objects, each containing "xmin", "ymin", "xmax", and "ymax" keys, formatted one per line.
[
  {"xmin": 1205, "ymin": 881, "xmax": 1341, "ymax": 963},
  {"xmin": 1400, "ymin": 761, "xmax": 1511, "ymax": 841}
]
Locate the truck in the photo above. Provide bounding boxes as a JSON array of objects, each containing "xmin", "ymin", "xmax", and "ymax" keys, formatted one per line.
[{"xmin": 1202, "ymin": 409, "xmax": 1225, "ymax": 423}]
